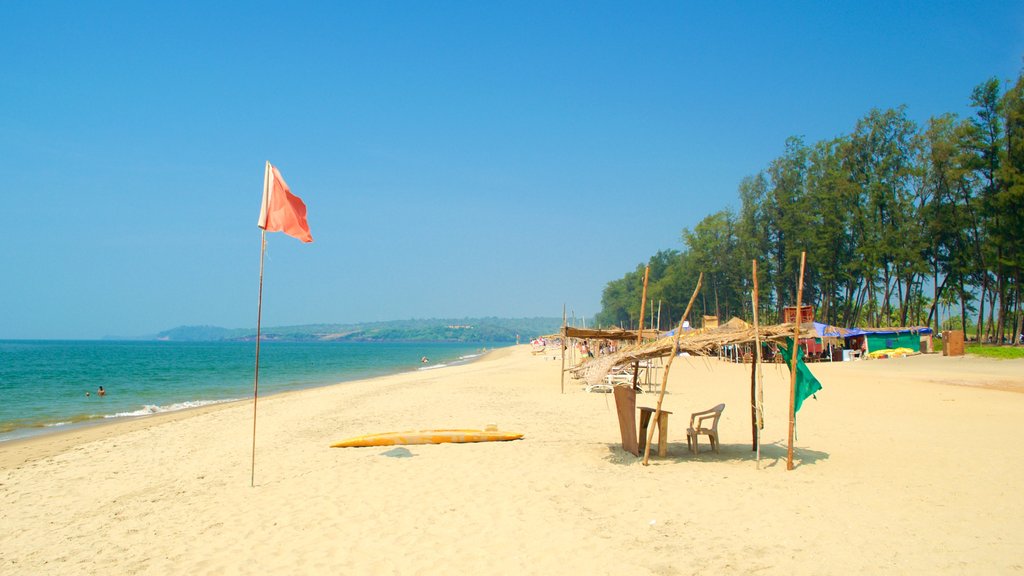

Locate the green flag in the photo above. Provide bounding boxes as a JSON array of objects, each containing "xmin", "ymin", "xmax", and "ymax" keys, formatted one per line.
[{"xmin": 778, "ymin": 338, "xmax": 822, "ymax": 413}]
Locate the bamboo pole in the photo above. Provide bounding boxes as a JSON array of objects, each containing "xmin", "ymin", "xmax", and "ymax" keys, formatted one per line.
[
  {"xmin": 752, "ymin": 260, "xmax": 765, "ymax": 468},
  {"xmin": 750, "ymin": 261, "xmax": 758, "ymax": 449},
  {"xmin": 642, "ymin": 272, "xmax": 703, "ymax": 465},
  {"xmin": 560, "ymin": 304, "xmax": 566, "ymax": 394},
  {"xmin": 637, "ymin": 266, "xmax": 650, "ymax": 346},
  {"xmin": 787, "ymin": 252, "xmax": 807, "ymax": 471},
  {"xmin": 750, "ymin": 340, "xmax": 757, "ymax": 449},
  {"xmin": 633, "ymin": 266, "xmax": 650, "ymax": 388}
]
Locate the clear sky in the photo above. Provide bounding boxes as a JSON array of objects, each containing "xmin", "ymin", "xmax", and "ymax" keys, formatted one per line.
[{"xmin": 2, "ymin": 2, "xmax": 1022, "ymax": 339}]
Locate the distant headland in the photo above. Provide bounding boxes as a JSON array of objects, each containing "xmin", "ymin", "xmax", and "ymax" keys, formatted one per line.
[{"xmin": 134, "ymin": 317, "xmax": 568, "ymax": 343}]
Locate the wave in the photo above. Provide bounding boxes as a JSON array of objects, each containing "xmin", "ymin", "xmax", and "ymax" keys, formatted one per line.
[
  {"xmin": 418, "ymin": 352, "xmax": 486, "ymax": 371},
  {"xmin": 104, "ymin": 398, "xmax": 239, "ymax": 419},
  {"xmin": 417, "ymin": 363, "xmax": 449, "ymax": 371},
  {"xmin": 0, "ymin": 398, "xmax": 240, "ymax": 443}
]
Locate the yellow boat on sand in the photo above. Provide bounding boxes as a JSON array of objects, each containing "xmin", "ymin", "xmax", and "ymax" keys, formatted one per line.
[{"xmin": 331, "ymin": 429, "xmax": 524, "ymax": 448}]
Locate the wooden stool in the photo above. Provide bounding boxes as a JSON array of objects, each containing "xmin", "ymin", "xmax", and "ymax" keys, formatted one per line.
[{"xmin": 638, "ymin": 407, "xmax": 671, "ymax": 457}]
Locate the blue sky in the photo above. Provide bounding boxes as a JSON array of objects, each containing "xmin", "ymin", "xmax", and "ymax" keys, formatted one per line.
[{"xmin": 2, "ymin": 2, "xmax": 1022, "ymax": 339}]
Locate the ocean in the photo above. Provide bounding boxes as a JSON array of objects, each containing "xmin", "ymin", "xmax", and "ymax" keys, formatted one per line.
[{"xmin": 0, "ymin": 339, "xmax": 501, "ymax": 443}]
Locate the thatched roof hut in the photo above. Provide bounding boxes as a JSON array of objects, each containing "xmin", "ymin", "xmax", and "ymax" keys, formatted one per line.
[
  {"xmin": 562, "ymin": 326, "xmax": 661, "ymax": 341},
  {"xmin": 571, "ymin": 321, "xmax": 816, "ymax": 385}
]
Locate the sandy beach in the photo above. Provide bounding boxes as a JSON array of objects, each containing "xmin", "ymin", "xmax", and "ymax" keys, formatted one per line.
[{"xmin": 2, "ymin": 346, "xmax": 1023, "ymax": 575}]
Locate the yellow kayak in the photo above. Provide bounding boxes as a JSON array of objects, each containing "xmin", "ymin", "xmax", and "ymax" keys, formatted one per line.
[{"xmin": 331, "ymin": 429, "xmax": 524, "ymax": 448}]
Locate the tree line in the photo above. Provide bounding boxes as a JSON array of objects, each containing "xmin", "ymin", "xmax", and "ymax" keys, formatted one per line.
[{"xmin": 596, "ymin": 69, "xmax": 1024, "ymax": 344}]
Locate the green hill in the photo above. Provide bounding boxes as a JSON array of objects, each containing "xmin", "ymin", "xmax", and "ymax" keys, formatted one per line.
[{"xmin": 156, "ymin": 317, "xmax": 565, "ymax": 343}]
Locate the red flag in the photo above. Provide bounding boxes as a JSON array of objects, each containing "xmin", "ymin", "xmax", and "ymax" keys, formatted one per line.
[{"xmin": 257, "ymin": 161, "xmax": 313, "ymax": 243}]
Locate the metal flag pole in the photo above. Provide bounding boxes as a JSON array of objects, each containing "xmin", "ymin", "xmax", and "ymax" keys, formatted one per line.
[
  {"xmin": 250, "ymin": 160, "xmax": 312, "ymax": 486},
  {"xmin": 251, "ymin": 161, "xmax": 273, "ymax": 488},
  {"xmin": 251, "ymin": 229, "xmax": 267, "ymax": 487}
]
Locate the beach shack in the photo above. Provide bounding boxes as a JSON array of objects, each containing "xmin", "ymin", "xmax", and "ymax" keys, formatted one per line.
[
  {"xmin": 571, "ymin": 319, "xmax": 819, "ymax": 457},
  {"xmin": 808, "ymin": 322, "xmax": 856, "ymax": 361},
  {"xmin": 844, "ymin": 327, "xmax": 934, "ymax": 355},
  {"xmin": 776, "ymin": 306, "xmax": 851, "ymax": 362},
  {"xmin": 782, "ymin": 305, "xmax": 814, "ymax": 325}
]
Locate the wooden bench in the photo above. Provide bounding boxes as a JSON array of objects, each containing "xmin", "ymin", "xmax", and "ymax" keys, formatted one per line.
[{"xmin": 638, "ymin": 407, "xmax": 672, "ymax": 457}]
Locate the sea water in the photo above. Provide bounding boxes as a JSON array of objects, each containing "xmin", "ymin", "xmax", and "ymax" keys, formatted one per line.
[{"xmin": 0, "ymin": 340, "xmax": 500, "ymax": 442}]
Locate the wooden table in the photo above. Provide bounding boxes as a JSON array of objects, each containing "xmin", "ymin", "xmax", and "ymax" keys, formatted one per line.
[{"xmin": 637, "ymin": 407, "xmax": 671, "ymax": 457}]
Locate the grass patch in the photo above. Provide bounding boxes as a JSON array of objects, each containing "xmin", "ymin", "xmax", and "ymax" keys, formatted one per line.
[{"xmin": 966, "ymin": 345, "xmax": 1024, "ymax": 359}]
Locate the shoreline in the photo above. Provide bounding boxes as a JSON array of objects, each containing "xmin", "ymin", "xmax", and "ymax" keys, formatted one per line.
[
  {"xmin": 0, "ymin": 342, "xmax": 500, "ymax": 447},
  {"xmin": 3, "ymin": 349, "xmax": 1020, "ymax": 471},
  {"xmin": 3, "ymin": 346, "xmax": 1023, "ymax": 574},
  {"xmin": 0, "ymin": 346, "xmax": 505, "ymax": 469}
]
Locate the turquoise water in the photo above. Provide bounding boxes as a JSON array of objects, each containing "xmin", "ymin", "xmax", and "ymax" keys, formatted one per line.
[{"xmin": 0, "ymin": 340, "xmax": 500, "ymax": 442}]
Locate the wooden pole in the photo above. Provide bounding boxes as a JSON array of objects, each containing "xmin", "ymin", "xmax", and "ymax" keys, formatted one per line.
[
  {"xmin": 751, "ymin": 260, "xmax": 765, "ymax": 468},
  {"xmin": 750, "ymin": 342, "xmax": 757, "ymax": 450},
  {"xmin": 633, "ymin": 266, "xmax": 650, "ymax": 388},
  {"xmin": 787, "ymin": 252, "xmax": 807, "ymax": 471},
  {"xmin": 643, "ymin": 272, "xmax": 703, "ymax": 465},
  {"xmin": 637, "ymin": 266, "xmax": 650, "ymax": 346},
  {"xmin": 251, "ymin": 230, "xmax": 267, "ymax": 487},
  {"xmin": 560, "ymin": 304, "xmax": 566, "ymax": 394}
]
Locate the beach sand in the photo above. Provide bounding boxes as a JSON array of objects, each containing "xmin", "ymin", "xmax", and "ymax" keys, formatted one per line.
[{"xmin": 2, "ymin": 346, "xmax": 1023, "ymax": 574}]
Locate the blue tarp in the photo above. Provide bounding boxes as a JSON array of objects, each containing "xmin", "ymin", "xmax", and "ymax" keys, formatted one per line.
[
  {"xmin": 812, "ymin": 322, "xmax": 854, "ymax": 338},
  {"xmin": 854, "ymin": 327, "xmax": 932, "ymax": 335},
  {"xmin": 812, "ymin": 324, "xmax": 933, "ymax": 338}
]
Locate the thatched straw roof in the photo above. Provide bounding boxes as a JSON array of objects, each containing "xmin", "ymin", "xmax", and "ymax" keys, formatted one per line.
[
  {"xmin": 562, "ymin": 326, "xmax": 661, "ymax": 341},
  {"xmin": 571, "ymin": 321, "xmax": 816, "ymax": 385}
]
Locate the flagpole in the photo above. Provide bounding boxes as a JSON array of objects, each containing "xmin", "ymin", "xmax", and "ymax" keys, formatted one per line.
[{"xmin": 252, "ymin": 229, "xmax": 267, "ymax": 487}]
